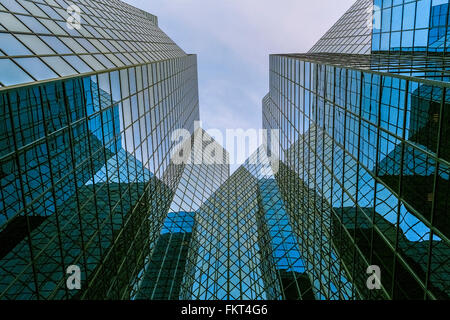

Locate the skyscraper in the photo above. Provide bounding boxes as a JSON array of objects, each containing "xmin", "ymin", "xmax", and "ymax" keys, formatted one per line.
[{"xmin": 263, "ymin": 0, "xmax": 450, "ymax": 299}]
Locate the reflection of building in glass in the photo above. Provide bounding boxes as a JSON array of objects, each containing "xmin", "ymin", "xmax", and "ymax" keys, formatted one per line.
[
  {"xmin": 333, "ymin": 207, "xmax": 450, "ymax": 299},
  {"xmin": 135, "ymin": 129, "xmax": 230, "ymax": 300},
  {"xmin": 263, "ymin": 0, "xmax": 450, "ymax": 300},
  {"xmin": 134, "ymin": 211, "xmax": 195, "ymax": 300},
  {"xmin": 372, "ymin": 0, "xmax": 450, "ymax": 53}
]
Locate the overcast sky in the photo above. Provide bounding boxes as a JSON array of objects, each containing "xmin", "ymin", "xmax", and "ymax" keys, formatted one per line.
[{"xmin": 124, "ymin": 0, "xmax": 355, "ymax": 170}]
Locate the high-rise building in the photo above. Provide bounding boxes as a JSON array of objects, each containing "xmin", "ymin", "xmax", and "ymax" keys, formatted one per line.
[
  {"xmin": 0, "ymin": 0, "xmax": 201, "ymax": 300},
  {"xmin": 263, "ymin": 0, "xmax": 450, "ymax": 299},
  {"xmin": 180, "ymin": 147, "xmax": 314, "ymax": 300}
]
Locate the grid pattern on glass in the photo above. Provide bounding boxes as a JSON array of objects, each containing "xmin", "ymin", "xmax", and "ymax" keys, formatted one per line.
[
  {"xmin": 308, "ymin": 0, "xmax": 373, "ymax": 55},
  {"xmin": 0, "ymin": 53, "xmax": 200, "ymax": 300},
  {"xmin": 264, "ymin": 94, "xmax": 357, "ymax": 300},
  {"xmin": 0, "ymin": 0, "xmax": 185, "ymax": 87},
  {"xmin": 283, "ymin": 53, "xmax": 450, "ymax": 82},
  {"xmin": 252, "ymin": 149, "xmax": 316, "ymax": 300},
  {"xmin": 165, "ymin": 130, "xmax": 230, "ymax": 214},
  {"xmin": 264, "ymin": 53, "xmax": 449, "ymax": 299},
  {"xmin": 372, "ymin": 0, "xmax": 450, "ymax": 54},
  {"xmin": 180, "ymin": 164, "xmax": 272, "ymax": 300}
]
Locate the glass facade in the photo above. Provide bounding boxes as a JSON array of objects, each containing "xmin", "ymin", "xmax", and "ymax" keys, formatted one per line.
[
  {"xmin": 134, "ymin": 129, "xmax": 230, "ymax": 299},
  {"xmin": 180, "ymin": 148, "xmax": 315, "ymax": 300},
  {"xmin": 0, "ymin": 0, "xmax": 202, "ymax": 300},
  {"xmin": 372, "ymin": 0, "xmax": 450, "ymax": 54},
  {"xmin": 0, "ymin": 0, "xmax": 184, "ymax": 87},
  {"xmin": 308, "ymin": 0, "xmax": 373, "ymax": 54},
  {"xmin": 0, "ymin": 56, "xmax": 201, "ymax": 299},
  {"xmin": 263, "ymin": 0, "xmax": 450, "ymax": 299}
]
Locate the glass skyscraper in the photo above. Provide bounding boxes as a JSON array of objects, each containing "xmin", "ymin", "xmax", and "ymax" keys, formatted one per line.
[
  {"xmin": 0, "ymin": 0, "xmax": 449, "ymax": 301},
  {"xmin": 263, "ymin": 0, "xmax": 450, "ymax": 299}
]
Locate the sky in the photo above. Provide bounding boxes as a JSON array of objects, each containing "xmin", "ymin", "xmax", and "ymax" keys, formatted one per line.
[{"xmin": 124, "ymin": 0, "xmax": 355, "ymax": 171}]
